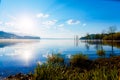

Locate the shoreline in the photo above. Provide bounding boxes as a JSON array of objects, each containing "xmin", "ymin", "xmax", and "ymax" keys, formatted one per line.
[
  {"xmin": 0, "ymin": 39, "xmax": 40, "ymax": 43},
  {"xmin": 4, "ymin": 55, "xmax": 120, "ymax": 80}
]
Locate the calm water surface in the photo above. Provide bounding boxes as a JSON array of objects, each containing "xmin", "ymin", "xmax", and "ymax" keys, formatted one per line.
[{"xmin": 0, "ymin": 39, "xmax": 120, "ymax": 77}]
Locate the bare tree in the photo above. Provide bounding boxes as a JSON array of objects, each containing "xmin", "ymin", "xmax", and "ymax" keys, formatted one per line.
[
  {"xmin": 108, "ymin": 26, "xmax": 116, "ymax": 40},
  {"xmin": 108, "ymin": 26, "xmax": 117, "ymax": 55},
  {"xmin": 86, "ymin": 33, "xmax": 90, "ymax": 41}
]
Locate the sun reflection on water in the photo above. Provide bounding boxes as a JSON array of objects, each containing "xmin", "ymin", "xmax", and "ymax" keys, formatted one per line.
[{"xmin": 21, "ymin": 50, "xmax": 32, "ymax": 61}]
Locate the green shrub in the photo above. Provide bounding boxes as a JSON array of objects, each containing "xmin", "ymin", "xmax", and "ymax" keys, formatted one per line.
[
  {"xmin": 70, "ymin": 53, "xmax": 93, "ymax": 69},
  {"xmin": 7, "ymin": 53, "xmax": 120, "ymax": 80},
  {"xmin": 47, "ymin": 53, "xmax": 64, "ymax": 65},
  {"xmin": 97, "ymin": 50, "xmax": 105, "ymax": 57},
  {"xmin": 34, "ymin": 64, "xmax": 118, "ymax": 80}
]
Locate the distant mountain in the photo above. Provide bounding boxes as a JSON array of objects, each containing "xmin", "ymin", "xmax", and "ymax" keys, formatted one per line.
[{"xmin": 0, "ymin": 31, "xmax": 40, "ymax": 39}]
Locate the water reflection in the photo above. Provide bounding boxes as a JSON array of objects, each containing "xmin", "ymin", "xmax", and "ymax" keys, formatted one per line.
[
  {"xmin": 0, "ymin": 39, "xmax": 120, "ymax": 77},
  {"xmin": 0, "ymin": 40, "xmax": 40, "ymax": 64},
  {"xmin": 85, "ymin": 42, "xmax": 90, "ymax": 51},
  {"xmin": 0, "ymin": 42, "xmax": 17, "ymax": 48},
  {"xmin": 103, "ymin": 41, "xmax": 120, "ymax": 56},
  {"xmin": 82, "ymin": 40, "xmax": 120, "ymax": 57},
  {"xmin": 15, "ymin": 46, "xmax": 34, "ymax": 66},
  {"xmin": 74, "ymin": 35, "xmax": 79, "ymax": 47}
]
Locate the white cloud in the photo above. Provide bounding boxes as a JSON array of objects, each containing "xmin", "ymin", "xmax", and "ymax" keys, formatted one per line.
[
  {"xmin": 0, "ymin": 21, "xmax": 3, "ymax": 25},
  {"xmin": 58, "ymin": 24, "xmax": 64, "ymax": 27},
  {"xmin": 1, "ymin": 13, "xmax": 76, "ymax": 38},
  {"xmin": 82, "ymin": 23, "xmax": 87, "ymax": 27},
  {"xmin": 36, "ymin": 13, "xmax": 49, "ymax": 18},
  {"xmin": 5, "ymin": 22, "xmax": 15, "ymax": 26},
  {"xmin": 7, "ymin": 15, "xmax": 17, "ymax": 20},
  {"xmin": 53, "ymin": 24, "xmax": 64, "ymax": 30},
  {"xmin": 67, "ymin": 19, "xmax": 80, "ymax": 25},
  {"xmin": 42, "ymin": 20, "xmax": 57, "ymax": 26},
  {"xmin": 57, "ymin": 26, "xmax": 65, "ymax": 31}
]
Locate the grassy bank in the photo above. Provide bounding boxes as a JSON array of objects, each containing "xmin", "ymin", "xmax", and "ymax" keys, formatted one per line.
[{"xmin": 6, "ymin": 53, "xmax": 120, "ymax": 80}]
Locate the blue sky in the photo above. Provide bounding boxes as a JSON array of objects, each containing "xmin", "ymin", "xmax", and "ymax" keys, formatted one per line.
[{"xmin": 0, "ymin": 0, "xmax": 120, "ymax": 38}]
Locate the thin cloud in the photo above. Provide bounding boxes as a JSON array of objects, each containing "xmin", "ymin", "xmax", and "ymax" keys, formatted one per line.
[
  {"xmin": 82, "ymin": 23, "xmax": 87, "ymax": 27},
  {"xmin": 67, "ymin": 19, "xmax": 80, "ymax": 25},
  {"xmin": 0, "ymin": 21, "xmax": 3, "ymax": 25},
  {"xmin": 5, "ymin": 22, "xmax": 15, "ymax": 26},
  {"xmin": 42, "ymin": 20, "xmax": 57, "ymax": 26},
  {"xmin": 58, "ymin": 24, "xmax": 64, "ymax": 27},
  {"xmin": 57, "ymin": 26, "xmax": 65, "ymax": 31},
  {"xmin": 36, "ymin": 13, "xmax": 49, "ymax": 18},
  {"xmin": 7, "ymin": 15, "xmax": 17, "ymax": 20}
]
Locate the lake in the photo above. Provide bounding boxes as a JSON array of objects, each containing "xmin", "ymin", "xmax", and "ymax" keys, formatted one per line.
[{"xmin": 0, "ymin": 39, "xmax": 120, "ymax": 78}]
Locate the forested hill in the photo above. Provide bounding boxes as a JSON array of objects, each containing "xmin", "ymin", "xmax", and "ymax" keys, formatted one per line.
[{"xmin": 80, "ymin": 32, "xmax": 120, "ymax": 40}]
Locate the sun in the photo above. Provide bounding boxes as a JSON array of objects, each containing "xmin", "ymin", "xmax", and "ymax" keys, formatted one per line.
[
  {"xmin": 16, "ymin": 15, "xmax": 35, "ymax": 35},
  {"xmin": 19, "ymin": 16, "xmax": 33, "ymax": 27}
]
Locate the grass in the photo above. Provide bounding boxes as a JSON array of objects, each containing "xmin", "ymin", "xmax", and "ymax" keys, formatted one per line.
[
  {"xmin": 6, "ymin": 53, "xmax": 120, "ymax": 80},
  {"xmin": 47, "ymin": 53, "xmax": 64, "ymax": 65},
  {"xmin": 97, "ymin": 49, "xmax": 105, "ymax": 57},
  {"xmin": 33, "ymin": 64, "xmax": 118, "ymax": 80},
  {"xmin": 33, "ymin": 53, "xmax": 119, "ymax": 80},
  {"xmin": 70, "ymin": 54, "xmax": 92, "ymax": 70}
]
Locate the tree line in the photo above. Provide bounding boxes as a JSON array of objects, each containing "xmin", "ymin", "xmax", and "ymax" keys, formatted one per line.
[{"xmin": 80, "ymin": 26, "xmax": 120, "ymax": 40}]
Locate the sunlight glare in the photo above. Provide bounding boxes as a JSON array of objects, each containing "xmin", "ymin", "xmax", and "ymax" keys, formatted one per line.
[
  {"xmin": 21, "ymin": 50, "xmax": 32, "ymax": 61},
  {"xmin": 16, "ymin": 15, "xmax": 35, "ymax": 34},
  {"xmin": 19, "ymin": 50, "xmax": 33, "ymax": 66}
]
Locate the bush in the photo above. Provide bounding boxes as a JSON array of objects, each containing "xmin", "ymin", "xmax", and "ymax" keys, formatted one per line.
[
  {"xmin": 7, "ymin": 53, "xmax": 120, "ymax": 80},
  {"xmin": 97, "ymin": 50, "xmax": 105, "ymax": 57},
  {"xmin": 47, "ymin": 53, "xmax": 64, "ymax": 65},
  {"xmin": 83, "ymin": 66, "xmax": 118, "ymax": 80},
  {"xmin": 70, "ymin": 53, "xmax": 92, "ymax": 69},
  {"xmin": 34, "ymin": 64, "xmax": 118, "ymax": 80},
  {"xmin": 34, "ymin": 63, "xmax": 68, "ymax": 80}
]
